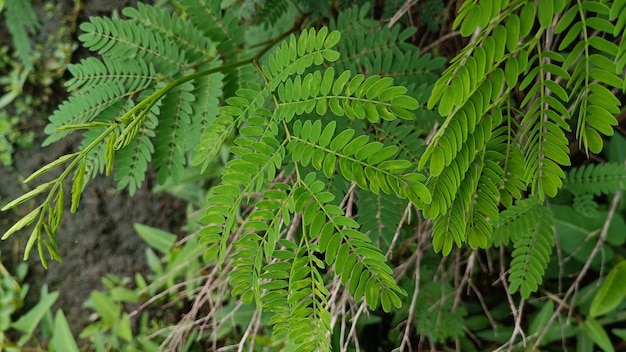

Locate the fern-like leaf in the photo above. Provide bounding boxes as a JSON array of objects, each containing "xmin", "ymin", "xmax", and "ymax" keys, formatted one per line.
[
  {"xmin": 200, "ymin": 90, "xmax": 285, "ymax": 265},
  {"xmin": 374, "ymin": 120, "xmax": 426, "ymax": 166},
  {"xmin": 80, "ymin": 100, "xmax": 131, "ymax": 180},
  {"xmin": 257, "ymin": 0, "xmax": 296, "ymax": 29},
  {"xmin": 181, "ymin": 0, "xmax": 244, "ymax": 55},
  {"xmin": 185, "ymin": 64, "xmax": 224, "ymax": 151},
  {"xmin": 556, "ymin": 1, "xmax": 621, "ymax": 154},
  {"xmin": 123, "ymin": 3, "xmax": 216, "ymax": 62},
  {"xmin": 492, "ymin": 195, "xmax": 543, "ymax": 246},
  {"xmin": 270, "ymin": 240, "xmax": 331, "ymax": 351},
  {"xmin": 296, "ymin": 172, "xmax": 406, "ymax": 312},
  {"xmin": 564, "ymin": 163, "xmax": 626, "ymax": 196},
  {"xmin": 332, "ymin": 4, "xmax": 444, "ymax": 97},
  {"xmin": 508, "ymin": 207, "xmax": 554, "ymax": 298},
  {"xmin": 262, "ymin": 27, "xmax": 341, "ymax": 91},
  {"xmin": 152, "ymin": 81, "xmax": 196, "ymax": 184},
  {"xmin": 357, "ymin": 191, "xmax": 407, "ymax": 254},
  {"xmin": 277, "ymin": 68, "xmax": 419, "ymax": 123},
  {"xmin": 78, "ymin": 17, "xmax": 185, "ymax": 76},
  {"xmin": 114, "ymin": 112, "xmax": 157, "ymax": 195},
  {"xmin": 43, "ymin": 82, "xmax": 138, "ymax": 145},
  {"xmin": 572, "ymin": 194, "xmax": 600, "ymax": 218},
  {"xmin": 288, "ymin": 119, "xmax": 431, "ymax": 207},
  {"xmin": 4, "ymin": 0, "xmax": 39, "ymax": 69},
  {"xmin": 519, "ymin": 49, "xmax": 572, "ymax": 199},
  {"xmin": 65, "ymin": 57, "xmax": 155, "ymax": 93}
]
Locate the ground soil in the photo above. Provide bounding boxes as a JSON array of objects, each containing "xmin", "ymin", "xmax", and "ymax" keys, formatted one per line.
[{"xmin": 0, "ymin": 0, "xmax": 186, "ymax": 336}]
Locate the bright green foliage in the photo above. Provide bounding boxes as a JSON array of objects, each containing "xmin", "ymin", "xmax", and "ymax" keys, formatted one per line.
[
  {"xmin": 556, "ymin": 1, "xmax": 622, "ymax": 154},
  {"xmin": 331, "ymin": 3, "xmax": 445, "ymax": 98},
  {"xmin": 492, "ymin": 195, "xmax": 543, "ymax": 246},
  {"xmin": 507, "ymin": 205, "xmax": 553, "ymax": 298},
  {"xmin": 194, "ymin": 23, "xmax": 424, "ymax": 345},
  {"xmin": 419, "ymin": 0, "xmax": 626, "ymax": 297},
  {"xmin": 564, "ymin": 163, "xmax": 626, "ymax": 196},
  {"xmin": 0, "ymin": 1, "xmax": 442, "ymax": 348},
  {"xmin": 3, "ymin": 0, "xmax": 626, "ymax": 349},
  {"xmin": 501, "ymin": 208, "xmax": 550, "ymax": 297}
]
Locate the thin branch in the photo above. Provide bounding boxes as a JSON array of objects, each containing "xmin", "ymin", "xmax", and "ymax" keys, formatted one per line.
[
  {"xmin": 531, "ymin": 190, "xmax": 622, "ymax": 349},
  {"xmin": 492, "ymin": 245, "xmax": 526, "ymax": 352},
  {"xmin": 388, "ymin": 0, "xmax": 419, "ymax": 28},
  {"xmin": 452, "ymin": 250, "xmax": 476, "ymax": 310},
  {"xmin": 342, "ymin": 301, "xmax": 368, "ymax": 351},
  {"xmin": 392, "ymin": 243, "xmax": 423, "ymax": 352},
  {"xmin": 385, "ymin": 202, "xmax": 413, "ymax": 258},
  {"xmin": 422, "ymin": 30, "xmax": 462, "ymax": 53},
  {"xmin": 238, "ymin": 307, "xmax": 261, "ymax": 352}
]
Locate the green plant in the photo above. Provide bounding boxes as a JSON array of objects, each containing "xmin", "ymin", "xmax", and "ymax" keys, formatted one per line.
[
  {"xmin": 2, "ymin": 0, "xmax": 626, "ymax": 350},
  {"xmin": 0, "ymin": 1, "xmax": 437, "ymax": 348},
  {"xmin": 1, "ymin": 0, "xmax": 39, "ymax": 70},
  {"xmin": 0, "ymin": 0, "xmax": 72, "ymax": 167},
  {"xmin": 0, "ymin": 258, "xmax": 78, "ymax": 352},
  {"xmin": 421, "ymin": 0, "xmax": 626, "ymax": 300}
]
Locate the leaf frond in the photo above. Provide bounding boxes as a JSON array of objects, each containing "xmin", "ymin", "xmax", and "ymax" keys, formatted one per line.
[
  {"xmin": 564, "ymin": 163, "xmax": 626, "ymax": 196},
  {"xmin": 508, "ymin": 208, "xmax": 554, "ymax": 298}
]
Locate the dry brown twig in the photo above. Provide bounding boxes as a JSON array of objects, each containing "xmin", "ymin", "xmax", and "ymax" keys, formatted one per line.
[
  {"xmin": 388, "ymin": 0, "xmax": 420, "ymax": 28},
  {"xmin": 392, "ymin": 239, "xmax": 424, "ymax": 352}
]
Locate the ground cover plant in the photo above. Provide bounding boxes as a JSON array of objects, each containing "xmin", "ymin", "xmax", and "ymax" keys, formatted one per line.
[{"xmin": 2, "ymin": 0, "xmax": 626, "ymax": 350}]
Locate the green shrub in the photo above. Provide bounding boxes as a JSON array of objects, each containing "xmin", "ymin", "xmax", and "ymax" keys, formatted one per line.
[{"xmin": 2, "ymin": 0, "xmax": 626, "ymax": 350}]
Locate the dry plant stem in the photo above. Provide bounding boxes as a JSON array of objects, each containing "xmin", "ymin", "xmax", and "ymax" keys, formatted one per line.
[
  {"xmin": 327, "ymin": 276, "xmax": 343, "ymax": 329},
  {"xmin": 422, "ymin": 30, "xmax": 462, "ymax": 53},
  {"xmin": 468, "ymin": 281, "xmax": 498, "ymax": 330},
  {"xmin": 160, "ymin": 250, "xmax": 233, "ymax": 349},
  {"xmin": 424, "ymin": 121, "xmax": 439, "ymax": 145},
  {"xmin": 492, "ymin": 245, "xmax": 526, "ymax": 352},
  {"xmin": 158, "ymin": 272, "xmax": 232, "ymax": 349},
  {"xmin": 339, "ymin": 182, "xmax": 358, "ymax": 210},
  {"xmin": 388, "ymin": 0, "xmax": 419, "ymax": 28},
  {"xmin": 496, "ymin": 189, "xmax": 623, "ymax": 351},
  {"xmin": 531, "ymin": 190, "xmax": 622, "ymax": 350},
  {"xmin": 286, "ymin": 212, "xmax": 302, "ymax": 242},
  {"xmin": 216, "ymin": 333, "xmax": 246, "ymax": 352},
  {"xmin": 238, "ymin": 307, "xmax": 262, "ymax": 352},
  {"xmin": 542, "ymin": 289, "xmax": 570, "ymax": 310},
  {"xmin": 385, "ymin": 202, "xmax": 413, "ymax": 258},
  {"xmin": 342, "ymin": 300, "xmax": 367, "ymax": 351},
  {"xmin": 333, "ymin": 280, "xmax": 361, "ymax": 350},
  {"xmin": 177, "ymin": 265, "xmax": 229, "ymax": 347},
  {"xmin": 395, "ymin": 222, "xmax": 429, "ymax": 277},
  {"xmin": 345, "ymin": 183, "xmax": 357, "ymax": 218},
  {"xmin": 452, "ymin": 250, "xmax": 475, "ymax": 310},
  {"xmin": 392, "ymin": 243, "xmax": 423, "ymax": 352},
  {"xmin": 339, "ymin": 292, "xmax": 349, "ymax": 350},
  {"xmin": 131, "ymin": 273, "xmax": 208, "ymax": 320}
]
